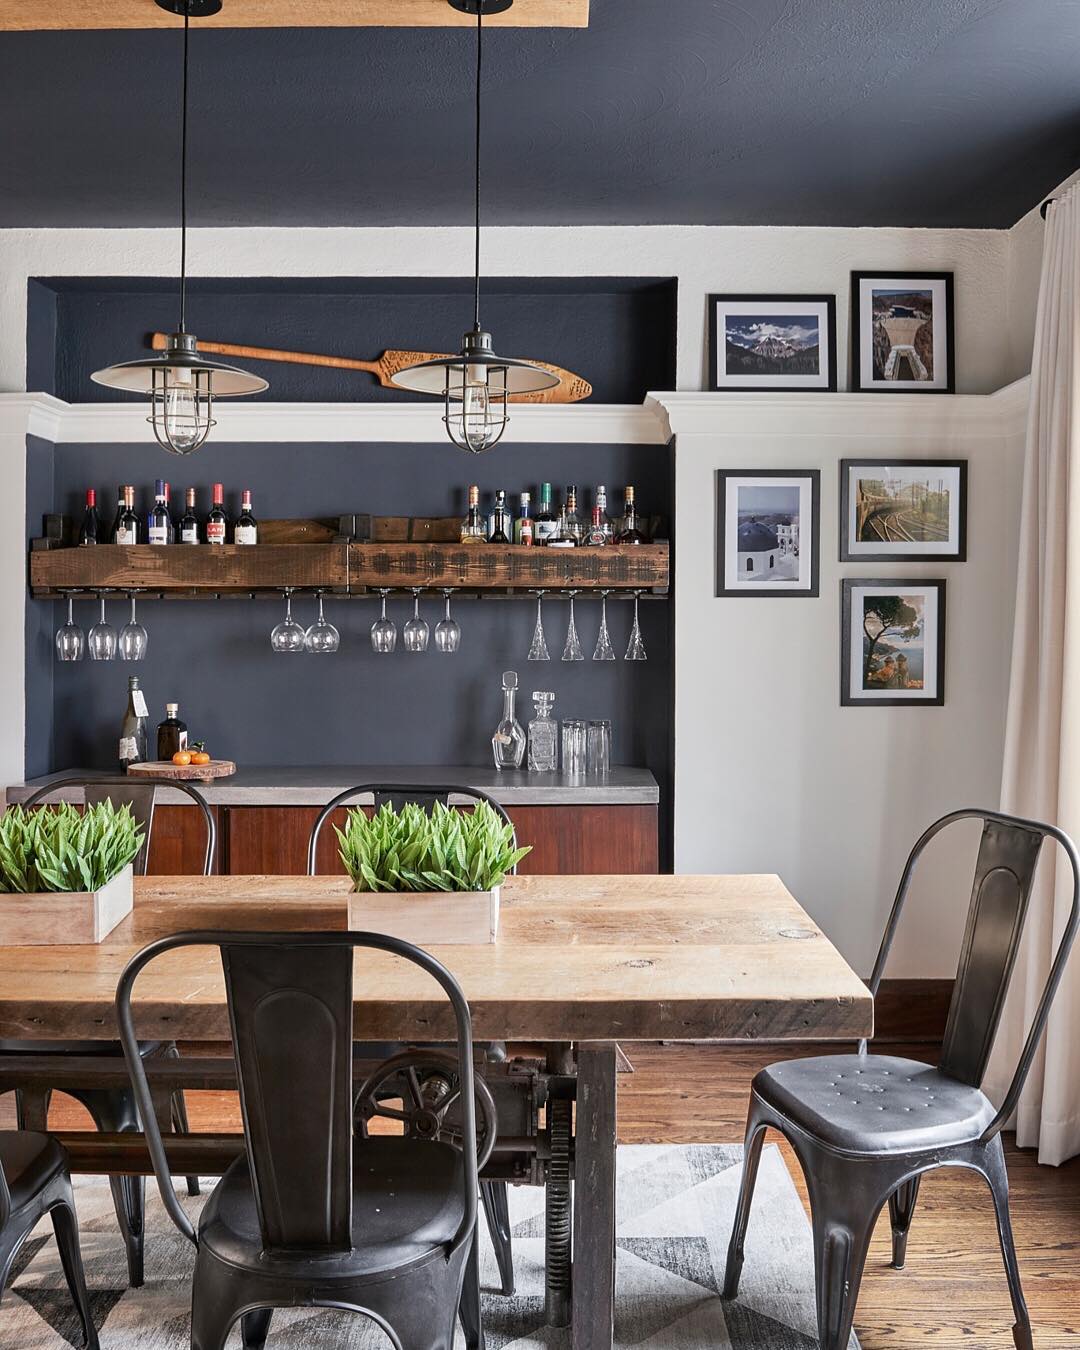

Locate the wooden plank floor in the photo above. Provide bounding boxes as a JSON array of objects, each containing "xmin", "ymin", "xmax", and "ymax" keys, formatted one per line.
[{"xmin": 5, "ymin": 1040, "xmax": 1078, "ymax": 1348}]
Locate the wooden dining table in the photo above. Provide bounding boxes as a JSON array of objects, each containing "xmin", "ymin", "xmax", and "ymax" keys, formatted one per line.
[{"xmin": 0, "ymin": 873, "xmax": 872, "ymax": 1349}]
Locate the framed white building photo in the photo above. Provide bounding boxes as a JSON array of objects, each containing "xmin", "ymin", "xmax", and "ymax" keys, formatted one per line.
[{"xmin": 715, "ymin": 470, "xmax": 820, "ymax": 597}]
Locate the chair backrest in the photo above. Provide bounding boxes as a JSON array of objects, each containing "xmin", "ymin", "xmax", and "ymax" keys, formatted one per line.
[
  {"xmin": 865, "ymin": 808, "xmax": 1080, "ymax": 1137},
  {"xmin": 19, "ymin": 775, "xmax": 216, "ymax": 876},
  {"xmin": 306, "ymin": 782, "xmax": 518, "ymax": 876},
  {"xmin": 115, "ymin": 929, "xmax": 479, "ymax": 1259},
  {"xmin": 0, "ymin": 1156, "xmax": 9, "ymax": 1233}
]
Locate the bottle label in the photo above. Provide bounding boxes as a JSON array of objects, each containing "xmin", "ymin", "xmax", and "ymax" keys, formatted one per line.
[
  {"xmin": 234, "ymin": 524, "xmax": 257, "ymax": 545},
  {"xmin": 132, "ymin": 690, "xmax": 149, "ymax": 717},
  {"xmin": 181, "ymin": 525, "xmax": 199, "ymax": 544},
  {"xmin": 148, "ymin": 525, "xmax": 167, "ymax": 545},
  {"xmin": 115, "ymin": 526, "xmax": 136, "ymax": 545},
  {"xmin": 207, "ymin": 521, "xmax": 226, "ymax": 544},
  {"xmin": 519, "ymin": 521, "xmax": 533, "ymax": 546},
  {"xmin": 119, "ymin": 736, "xmax": 138, "ymax": 762},
  {"xmin": 534, "ymin": 519, "xmax": 560, "ymax": 543}
]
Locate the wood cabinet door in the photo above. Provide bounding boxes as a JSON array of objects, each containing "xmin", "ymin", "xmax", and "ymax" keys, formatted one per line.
[
  {"xmin": 223, "ymin": 806, "xmax": 351, "ymax": 876},
  {"xmin": 505, "ymin": 805, "xmax": 658, "ymax": 875},
  {"xmin": 144, "ymin": 805, "xmax": 221, "ymax": 875}
]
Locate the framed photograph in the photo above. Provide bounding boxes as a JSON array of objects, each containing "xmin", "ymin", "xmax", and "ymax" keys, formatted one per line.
[
  {"xmin": 841, "ymin": 578, "xmax": 946, "ymax": 706},
  {"xmin": 850, "ymin": 271, "xmax": 954, "ymax": 393},
  {"xmin": 716, "ymin": 469, "xmax": 820, "ymax": 597},
  {"xmin": 708, "ymin": 294, "xmax": 837, "ymax": 392},
  {"xmin": 839, "ymin": 458, "xmax": 967, "ymax": 561}
]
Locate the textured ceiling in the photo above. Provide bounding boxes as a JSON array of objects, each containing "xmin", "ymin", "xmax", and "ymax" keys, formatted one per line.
[{"xmin": 2, "ymin": 0, "xmax": 1079, "ymax": 228}]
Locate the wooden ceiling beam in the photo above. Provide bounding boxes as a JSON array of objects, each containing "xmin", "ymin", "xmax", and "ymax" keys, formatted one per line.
[{"xmin": 0, "ymin": 0, "xmax": 588, "ymax": 29}]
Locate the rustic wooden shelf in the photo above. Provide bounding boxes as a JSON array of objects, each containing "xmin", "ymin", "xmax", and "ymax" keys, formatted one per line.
[{"xmin": 29, "ymin": 542, "xmax": 669, "ymax": 597}]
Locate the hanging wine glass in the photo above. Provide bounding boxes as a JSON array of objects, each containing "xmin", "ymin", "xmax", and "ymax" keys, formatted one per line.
[
  {"xmin": 270, "ymin": 589, "xmax": 306, "ymax": 653},
  {"xmin": 371, "ymin": 590, "xmax": 397, "ymax": 654},
  {"xmin": 403, "ymin": 589, "xmax": 430, "ymax": 653},
  {"xmin": 119, "ymin": 593, "xmax": 149, "ymax": 661},
  {"xmin": 88, "ymin": 593, "xmax": 118, "ymax": 661},
  {"xmin": 434, "ymin": 589, "xmax": 462, "ymax": 653},
  {"xmin": 527, "ymin": 590, "xmax": 550, "ymax": 661},
  {"xmin": 305, "ymin": 592, "xmax": 340, "ymax": 653},
  {"xmin": 592, "ymin": 590, "xmax": 616, "ymax": 661},
  {"xmin": 562, "ymin": 591, "xmax": 585, "ymax": 662},
  {"xmin": 55, "ymin": 594, "xmax": 85, "ymax": 662},
  {"xmin": 624, "ymin": 590, "xmax": 648, "ymax": 662}
]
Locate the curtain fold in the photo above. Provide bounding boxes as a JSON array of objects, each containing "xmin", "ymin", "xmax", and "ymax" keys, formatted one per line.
[{"xmin": 983, "ymin": 184, "xmax": 1080, "ymax": 1165}]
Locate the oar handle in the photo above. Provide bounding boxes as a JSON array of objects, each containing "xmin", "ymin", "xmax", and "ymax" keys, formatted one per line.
[{"xmin": 149, "ymin": 332, "xmax": 378, "ymax": 374}]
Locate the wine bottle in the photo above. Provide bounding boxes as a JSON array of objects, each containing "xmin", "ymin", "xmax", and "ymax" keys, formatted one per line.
[
  {"xmin": 148, "ymin": 479, "xmax": 170, "ymax": 546},
  {"xmin": 109, "ymin": 486, "xmax": 126, "ymax": 542},
  {"xmin": 119, "ymin": 675, "xmax": 149, "ymax": 771},
  {"xmin": 616, "ymin": 485, "xmax": 646, "ymax": 544},
  {"xmin": 115, "ymin": 486, "xmax": 140, "ymax": 545},
  {"xmin": 179, "ymin": 488, "xmax": 200, "ymax": 544},
  {"xmin": 533, "ymin": 482, "xmax": 559, "ymax": 546},
  {"xmin": 460, "ymin": 484, "xmax": 487, "ymax": 544},
  {"xmin": 156, "ymin": 702, "xmax": 189, "ymax": 760},
  {"xmin": 234, "ymin": 489, "xmax": 258, "ymax": 545},
  {"xmin": 78, "ymin": 489, "xmax": 100, "ymax": 546},
  {"xmin": 206, "ymin": 482, "xmax": 228, "ymax": 545},
  {"xmin": 163, "ymin": 482, "xmax": 176, "ymax": 543},
  {"xmin": 488, "ymin": 490, "xmax": 511, "ymax": 544}
]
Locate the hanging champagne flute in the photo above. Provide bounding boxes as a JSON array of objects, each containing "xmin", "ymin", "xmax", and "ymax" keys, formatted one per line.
[
  {"xmin": 527, "ymin": 590, "xmax": 550, "ymax": 661},
  {"xmin": 562, "ymin": 590, "xmax": 584, "ymax": 662},
  {"xmin": 592, "ymin": 590, "xmax": 616, "ymax": 661},
  {"xmin": 624, "ymin": 590, "xmax": 648, "ymax": 661}
]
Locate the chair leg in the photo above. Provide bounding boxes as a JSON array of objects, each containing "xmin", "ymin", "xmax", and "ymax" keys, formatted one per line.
[
  {"xmin": 887, "ymin": 1175, "xmax": 921, "ymax": 1269},
  {"xmin": 73, "ymin": 1089, "xmax": 146, "ymax": 1289},
  {"xmin": 50, "ymin": 1190, "xmax": 101, "ymax": 1350},
  {"xmin": 983, "ymin": 1138, "xmax": 1034, "ymax": 1350},
  {"xmin": 807, "ymin": 1169, "xmax": 879, "ymax": 1350},
  {"xmin": 459, "ymin": 1228, "xmax": 485, "ymax": 1349},
  {"xmin": 163, "ymin": 1043, "xmax": 201, "ymax": 1197},
  {"xmin": 722, "ymin": 1107, "xmax": 768, "ymax": 1299},
  {"xmin": 480, "ymin": 1179, "xmax": 514, "ymax": 1295},
  {"xmin": 240, "ymin": 1309, "xmax": 273, "ymax": 1349}
]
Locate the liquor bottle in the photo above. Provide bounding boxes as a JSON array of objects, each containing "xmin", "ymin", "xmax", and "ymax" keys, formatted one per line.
[
  {"xmin": 78, "ymin": 489, "xmax": 100, "ymax": 546},
  {"xmin": 119, "ymin": 675, "xmax": 149, "ymax": 771},
  {"xmin": 114, "ymin": 486, "xmax": 140, "ymax": 545},
  {"xmin": 533, "ymin": 482, "xmax": 560, "ymax": 546},
  {"xmin": 163, "ymin": 482, "xmax": 176, "ymax": 543},
  {"xmin": 559, "ymin": 485, "xmax": 585, "ymax": 546},
  {"xmin": 460, "ymin": 484, "xmax": 487, "ymax": 544},
  {"xmin": 515, "ymin": 492, "xmax": 534, "ymax": 546},
  {"xmin": 596, "ymin": 485, "xmax": 614, "ymax": 542},
  {"xmin": 206, "ymin": 482, "xmax": 228, "ymax": 545},
  {"xmin": 179, "ymin": 488, "xmax": 200, "ymax": 544},
  {"xmin": 235, "ymin": 489, "xmax": 258, "ymax": 545},
  {"xmin": 156, "ymin": 702, "xmax": 189, "ymax": 760},
  {"xmin": 527, "ymin": 691, "xmax": 558, "ymax": 772},
  {"xmin": 488, "ymin": 490, "xmax": 511, "ymax": 544},
  {"xmin": 148, "ymin": 479, "xmax": 170, "ymax": 545},
  {"xmin": 616, "ymin": 485, "xmax": 647, "ymax": 544},
  {"xmin": 491, "ymin": 670, "xmax": 526, "ymax": 770},
  {"xmin": 109, "ymin": 486, "xmax": 126, "ymax": 542}
]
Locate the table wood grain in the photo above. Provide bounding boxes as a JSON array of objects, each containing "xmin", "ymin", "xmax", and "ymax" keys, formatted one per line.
[{"xmin": 0, "ymin": 874, "xmax": 872, "ymax": 1044}]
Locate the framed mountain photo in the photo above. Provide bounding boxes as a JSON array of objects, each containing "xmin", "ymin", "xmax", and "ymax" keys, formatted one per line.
[
  {"xmin": 850, "ymin": 270, "xmax": 955, "ymax": 393},
  {"xmin": 708, "ymin": 294, "xmax": 837, "ymax": 392}
]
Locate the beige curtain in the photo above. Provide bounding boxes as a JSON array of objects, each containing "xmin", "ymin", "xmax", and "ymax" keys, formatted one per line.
[{"xmin": 984, "ymin": 184, "xmax": 1080, "ymax": 1165}]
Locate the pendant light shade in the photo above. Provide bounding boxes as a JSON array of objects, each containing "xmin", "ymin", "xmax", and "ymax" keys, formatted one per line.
[
  {"xmin": 390, "ymin": 0, "xmax": 558, "ymax": 452},
  {"xmin": 91, "ymin": 0, "xmax": 267, "ymax": 455}
]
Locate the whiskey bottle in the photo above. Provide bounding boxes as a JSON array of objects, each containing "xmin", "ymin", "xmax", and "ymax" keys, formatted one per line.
[
  {"xmin": 78, "ymin": 489, "xmax": 100, "ymax": 546},
  {"xmin": 115, "ymin": 486, "xmax": 140, "ymax": 545},
  {"xmin": 460, "ymin": 484, "xmax": 487, "ymax": 544},
  {"xmin": 616, "ymin": 485, "xmax": 647, "ymax": 544},
  {"xmin": 235, "ymin": 489, "xmax": 258, "ymax": 545},
  {"xmin": 206, "ymin": 482, "xmax": 228, "ymax": 545},
  {"xmin": 119, "ymin": 675, "xmax": 149, "ymax": 771},
  {"xmin": 560, "ymin": 485, "xmax": 585, "ymax": 545},
  {"xmin": 179, "ymin": 488, "xmax": 200, "ymax": 544},
  {"xmin": 156, "ymin": 702, "xmax": 189, "ymax": 760},
  {"xmin": 533, "ymin": 482, "xmax": 560, "ymax": 546},
  {"xmin": 488, "ymin": 490, "xmax": 511, "ymax": 543}
]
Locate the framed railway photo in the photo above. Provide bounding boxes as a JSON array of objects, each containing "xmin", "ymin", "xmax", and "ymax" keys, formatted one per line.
[
  {"xmin": 850, "ymin": 270, "xmax": 954, "ymax": 393},
  {"xmin": 841, "ymin": 578, "xmax": 947, "ymax": 706},
  {"xmin": 840, "ymin": 458, "xmax": 967, "ymax": 561}
]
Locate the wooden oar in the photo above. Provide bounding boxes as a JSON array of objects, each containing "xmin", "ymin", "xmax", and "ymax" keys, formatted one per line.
[{"xmin": 150, "ymin": 333, "xmax": 591, "ymax": 404}]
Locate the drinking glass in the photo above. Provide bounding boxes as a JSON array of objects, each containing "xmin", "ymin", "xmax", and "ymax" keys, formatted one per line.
[
  {"xmin": 624, "ymin": 591, "xmax": 648, "ymax": 662},
  {"xmin": 561, "ymin": 719, "xmax": 587, "ymax": 776},
  {"xmin": 403, "ymin": 590, "xmax": 430, "ymax": 653},
  {"xmin": 527, "ymin": 591, "xmax": 550, "ymax": 661},
  {"xmin": 371, "ymin": 590, "xmax": 397, "ymax": 654},
  {"xmin": 305, "ymin": 593, "xmax": 340, "ymax": 653},
  {"xmin": 119, "ymin": 593, "xmax": 149, "ymax": 661},
  {"xmin": 592, "ymin": 590, "xmax": 616, "ymax": 661},
  {"xmin": 587, "ymin": 719, "xmax": 612, "ymax": 777},
  {"xmin": 561, "ymin": 591, "xmax": 584, "ymax": 662},
  {"xmin": 55, "ymin": 594, "xmax": 85, "ymax": 662},
  {"xmin": 434, "ymin": 590, "xmax": 462, "ymax": 653},
  {"xmin": 88, "ymin": 594, "xmax": 118, "ymax": 661},
  {"xmin": 270, "ymin": 591, "xmax": 306, "ymax": 653}
]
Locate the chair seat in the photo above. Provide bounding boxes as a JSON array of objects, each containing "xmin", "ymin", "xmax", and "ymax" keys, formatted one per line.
[
  {"xmin": 0, "ymin": 1130, "xmax": 67, "ymax": 1212},
  {"xmin": 199, "ymin": 1136, "xmax": 467, "ymax": 1278},
  {"xmin": 0, "ymin": 1039, "xmax": 164, "ymax": 1057},
  {"xmin": 753, "ymin": 1054, "xmax": 997, "ymax": 1155}
]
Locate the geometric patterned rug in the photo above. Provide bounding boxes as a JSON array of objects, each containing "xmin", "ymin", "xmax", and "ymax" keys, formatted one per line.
[{"xmin": 0, "ymin": 1143, "xmax": 857, "ymax": 1348}]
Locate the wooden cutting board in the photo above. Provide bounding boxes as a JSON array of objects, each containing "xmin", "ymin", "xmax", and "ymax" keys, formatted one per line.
[{"xmin": 127, "ymin": 759, "xmax": 236, "ymax": 782}]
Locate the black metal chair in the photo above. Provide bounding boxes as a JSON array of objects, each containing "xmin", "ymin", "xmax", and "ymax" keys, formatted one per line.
[
  {"xmin": 307, "ymin": 782, "xmax": 518, "ymax": 1302},
  {"xmin": 117, "ymin": 929, "xmax": 483, "ymax": 1350},
  {"xmin": 2, "ymin": 774, "xmax": 216, "ymax": 1286},
  {"xmin": 0, "ymin": 1130, "xmax": 99, "ymax": 1349},
  {"xmin": 723, "ymin": 808, "xmax": 1080, "ymax": 1350}
]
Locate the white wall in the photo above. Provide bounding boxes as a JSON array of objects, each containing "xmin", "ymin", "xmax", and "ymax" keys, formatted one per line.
[{"xmin": 1003, "ymin": 168, "xmax": 1080, "ymax": 385}]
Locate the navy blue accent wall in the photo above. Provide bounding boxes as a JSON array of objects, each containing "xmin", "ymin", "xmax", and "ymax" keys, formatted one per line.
[{"xmin": 25, "ymin": 434, "xmax": 55, "ymax": 779}]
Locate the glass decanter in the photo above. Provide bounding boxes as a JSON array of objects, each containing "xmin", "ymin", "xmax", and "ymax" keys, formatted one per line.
[
  {"xmin": 528, "ymin": 691, "xmax": 559, "ymax": 772},
  {"xmin": 492, "ymin": 670, "xmax": 527, "ymax": 770}
]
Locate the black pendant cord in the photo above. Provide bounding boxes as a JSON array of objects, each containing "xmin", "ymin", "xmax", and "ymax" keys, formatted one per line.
[
  {"xmin": 178, "ymin": 2, "xmax": 191, "ymax": 334},
  {"xmin": 472, "ymin": 2, "xmax": 482, "ymax": 332}
]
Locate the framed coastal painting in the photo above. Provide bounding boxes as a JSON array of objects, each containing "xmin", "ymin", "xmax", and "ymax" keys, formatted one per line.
[
  {"xmin": 850, "ymin": 271, "xmax": 954, "ymax": 393},
  {"xmin": 708, "ymin": 294, "xmax": 837, "ymax": 392},
  {"xmin": 839, "ymin": 458, "xmax": 967, "ymax": 561},
  {"xmin": 841, "ymin": 578, "xmax": 946, "ymax": 706},
  {"xmin": 716, "ymin": 469, "xmax": 820, "ymax": 597}
]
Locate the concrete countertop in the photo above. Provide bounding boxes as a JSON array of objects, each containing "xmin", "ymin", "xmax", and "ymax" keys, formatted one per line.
[{"xmin": 5, "ymin": 765, "xmax": 660, "ymax": 808}]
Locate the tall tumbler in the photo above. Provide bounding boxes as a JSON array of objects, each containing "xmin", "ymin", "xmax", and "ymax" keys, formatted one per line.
[
  {"xmin": 561, "ymin": 719, "xmax": 587, "ymax": 777},
  {"xmin": 587, "ymin": 719, "xmax": 612, "ymax": 777}
]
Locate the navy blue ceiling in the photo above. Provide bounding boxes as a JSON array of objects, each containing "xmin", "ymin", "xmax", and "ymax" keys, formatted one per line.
[{"xmin": 2, "ymin": 0, "xmax": 1079, "ymax": 229}]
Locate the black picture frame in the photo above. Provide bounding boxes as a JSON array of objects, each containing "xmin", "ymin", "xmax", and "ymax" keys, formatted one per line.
[
  {"xmin": 840, "ymin": 578, "xmax": 947, "ymax": 707},
  {"xmin": 708, "ymin": 293, "xmax": 837, "ymax": 393},
  {"xmin": 849, "ymin": 270, "xmax": 955, "ymax": 394},
  {"xmin": 715, "ymin": 468, "xmax": 821, "ymax": 597},
  {"xmin": 838, "ymin": 458, "xmax": 968, "ymax": 562}
]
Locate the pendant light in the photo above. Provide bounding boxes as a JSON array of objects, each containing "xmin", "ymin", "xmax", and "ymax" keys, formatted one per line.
[
  {"xmin": 91, "ymin": 0, "xmax": 267, "ymax": 454},
  {"xmin": 390, "ymin": 0, "xmax": 559, "ymax": 452}
]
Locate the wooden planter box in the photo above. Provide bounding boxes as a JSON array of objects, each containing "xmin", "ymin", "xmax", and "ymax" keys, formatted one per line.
[
  {"xmin": 0, "ymin": 865, "xmax": 133, "ymax": 946},
  {"xmin": 347, "ymin": 886, "xmax": 500, "ymax": 945}
]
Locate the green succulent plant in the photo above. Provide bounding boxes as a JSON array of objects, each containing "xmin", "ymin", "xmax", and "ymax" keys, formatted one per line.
[
  {"xmin": 0, "ymin": 801, "xmax": 143, "ymax": 894},
  {"xmin": 336, "ymin": 800, "xmax": 530, "ymax": 894}
]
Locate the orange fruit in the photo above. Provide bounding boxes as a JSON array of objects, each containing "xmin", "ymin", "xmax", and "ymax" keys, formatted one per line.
[
  {"xmin": 191, "ymin": 751, "xmax": 211, "ymax": 766},
  {"xmin": 172, "ymin": 750, "xmax": 192, "ymax": 766}
]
